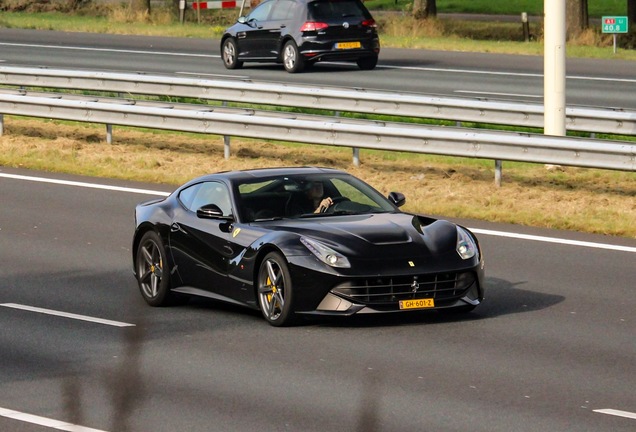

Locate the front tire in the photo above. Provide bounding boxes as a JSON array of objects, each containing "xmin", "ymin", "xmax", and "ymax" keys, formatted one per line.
[
  {"xmin": 257, "ymin": 252, "xmax": 297, "ymax": 326},
  {"xmin": 135, "ymin": 231, "xmax": 176, "ymax": 307},
  {"xmin": 282, "ymin": 40, "xmax": 305, "ymax": 73},
  {"xmin": 222, "ymin": 38, "xmax": 243, "ymax": 69}
]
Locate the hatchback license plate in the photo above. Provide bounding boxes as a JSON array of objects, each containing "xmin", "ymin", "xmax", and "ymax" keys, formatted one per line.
[
  {"xmin": 399, "ymin": 299, "xmax": 435, "ymax": 310},
  {"xmin": 336, "ymin": 41, "xmax": 361, "ymax": 49}
]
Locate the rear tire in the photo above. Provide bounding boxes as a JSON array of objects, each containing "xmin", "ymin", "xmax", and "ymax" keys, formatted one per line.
[
  {"xmin": 222, "ymin": 38, "xmax": 243, "ymax": 69},
  {"xmin": 282, "ymin": 40, "xmax": 305, "ymax": 73},
  {"xmin": 356, "ymin": 55, "xmax": 378, "ymax": 70},
  {"xmin": 135, "ymin": 231, "xmax": 177, "ymax": 306}
]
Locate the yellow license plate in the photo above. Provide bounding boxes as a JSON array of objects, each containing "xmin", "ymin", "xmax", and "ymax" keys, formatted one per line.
[
  {"xmin": 399, "ymin": 298, "xmax": 435, "ymax": 310},
  {"xmin": 336, "ymin": 42, "xmax": 361, "ymax": 49}
]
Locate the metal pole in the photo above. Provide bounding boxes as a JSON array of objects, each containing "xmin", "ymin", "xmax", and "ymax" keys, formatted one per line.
[
  {"xmin": 0, "ymin": 114, "xmax": 3, "ymax": 136},
  {"xmin": 238, "ymin": 0, "xmax": 248, "ymax": 17},
  {"xmin": 335, "ymin": 110, "xmax": 359, "ymax": 166},
  {"xmin": 613, "ymin": 34, "xmax": 617, "ymax": 54},
  {"xmin": 223, "ymin": 101, "xmax": 231, "ymax": 159},
  {"xmin": 522, "ymin": 12, "xmax": 530, "ymax": 42},
  {"xmin": 544, "ymin": 0, "xmax": 566, "ymax": 137},
  {"xmin": 106, "ymin": 124, "xmax": 113, "ymax": 144},
  {"xmin": 495, "ymin": 160, "xmax": 502, "ymax": 187},
  {"xmin": 179, "ymin": 0, "xmax": 186, "ymax": 24}
]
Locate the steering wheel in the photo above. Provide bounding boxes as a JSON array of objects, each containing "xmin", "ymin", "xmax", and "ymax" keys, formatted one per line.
[{"xmin": 322, "ymin": 196, "xmax": 350, "ymax": 213}]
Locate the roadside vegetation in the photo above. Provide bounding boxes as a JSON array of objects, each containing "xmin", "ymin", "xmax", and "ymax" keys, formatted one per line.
[
  {"xmin": 1, "ymin": 0, "xmax": 635, "ymax": 58},
  {"xmin": 0, "ymin": 1, "xmax": 634, "ymax": 238}
]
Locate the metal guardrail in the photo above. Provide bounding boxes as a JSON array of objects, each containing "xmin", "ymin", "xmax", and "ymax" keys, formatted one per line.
[
  {"xmin": 0, "ymin": 66, "xmax": 635, "ymax": 136},
  {"xmin": 1, "ymin": 90, "xmax": 634, "ymax": 173}
]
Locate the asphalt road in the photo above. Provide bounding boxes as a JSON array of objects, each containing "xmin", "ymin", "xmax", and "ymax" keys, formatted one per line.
[
  {"xmin": 1, "ymin": 167, "xmax": 635, "ymax": 432},
  {"xmin": 0, "ymin": 28, "xmax": 635, "ymax": 109}
]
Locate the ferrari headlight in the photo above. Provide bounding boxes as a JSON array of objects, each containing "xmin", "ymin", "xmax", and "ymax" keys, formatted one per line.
[
  {"xmin": 456, "ymin": 227, "xmax": 477, "ymax": 260},
  {"xmin": 300, "ymin": 237, "xmax": 351, "ymax": 268}
]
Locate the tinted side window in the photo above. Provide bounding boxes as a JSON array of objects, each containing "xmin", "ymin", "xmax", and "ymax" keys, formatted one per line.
[
  {"xmin": 179, "ymin": 182, "xmax": 232, "ymax": 216},
  {"xmin": 270, "ymin": 0, "xmax": 300, "ymax": 21},
  {"xmin": 247, "ymin": 0, "xmax": 275, "ymax": 21}
]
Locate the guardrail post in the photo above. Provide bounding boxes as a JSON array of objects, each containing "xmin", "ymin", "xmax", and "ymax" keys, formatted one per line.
[
  {"xmin": 179, "ymin": 0, "xmax": 186, "ymax": 24},
  {"xmin": 335, "ymin": 110, "xmax": 360, "ymax": 166},
  {"xmin": 495, "ymin": 160, "xmax": 503, "ymax": 187},
  {"xmin": 522, "ymin": 12, "xmax": 530, "ymax": 42},
  {"xmin": 106, "ymin": 124, "xmax": 113, "ymax": 144},
  {"xmin": 353, "ymin": 148, "xmax": 360, "ymax": 167},
  {"xmin": 224, "ymin": 136, "xmax": 231, "ymax": 159},
  {"xmin": 0, "ymin": 114, "xmax": 3, "ymax": 136},
  {"xmin": 223, "ymin": 101, "xmax": 231, "ymax": 159}
]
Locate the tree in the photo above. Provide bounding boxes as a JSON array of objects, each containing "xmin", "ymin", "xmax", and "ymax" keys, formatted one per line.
[
  {"xmin": 629, "ymin": 0, "xmax": 636, "ymax": 33},
  {"xmin": 565, "ymin": 0, "xmax": 588, "ymax": 39},
  {"xmin": 412, "ymin": 0, "xmax": 437, "ymax": 19},
  {"xmin": 130, "ymin": 0, "xmax": 151, "ymax": 15}
]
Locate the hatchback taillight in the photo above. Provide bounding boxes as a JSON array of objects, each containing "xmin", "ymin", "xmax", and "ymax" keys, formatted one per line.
[
  {"xmin": 300, "ymin": 21, "xmax": 329, "ymax": 32},
  {"xmin": 361, "ymin": 19, "xmax": 377, "ymax": 28}
]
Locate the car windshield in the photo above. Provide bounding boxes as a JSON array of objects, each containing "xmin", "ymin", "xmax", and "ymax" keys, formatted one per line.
[{"xmin": 235, "ymin": 173, "xmax": 396, "ymax": 222}]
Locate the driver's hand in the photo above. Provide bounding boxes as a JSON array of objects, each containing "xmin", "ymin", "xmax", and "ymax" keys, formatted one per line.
[{"xmin": 316, "ymin": 197, "xmax": 333, "ymax": 213}]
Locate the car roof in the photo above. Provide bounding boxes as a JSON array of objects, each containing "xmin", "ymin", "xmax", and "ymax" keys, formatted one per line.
[{"xmin": 186, "ymin": 167, "xmax": 347, "ymax": 185}]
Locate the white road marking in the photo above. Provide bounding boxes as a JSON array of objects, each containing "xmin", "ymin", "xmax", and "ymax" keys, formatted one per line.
[
  {"xmin": 0, "ymin": 303, "xmax": 135, "ymax": 327},
  {"xmin": 594, "ymin": 409, "xmax": 636, "ymax": 420},
  {"xmin": 470, "ymin": 228, "xmax": 636, "ymax": 254},
  {"xmin": 455, "ymin": 90, "xmax": 541, "ymax": 98},
  {"xmin": 0, "ymin": 406, "xmax": 108, "ymax": 432},
  {"xmin": 2, "ymin": 172, "xmax": 634, "ymax": 254},
  {"xmin": 378, "ymin": 64, "xmax": 636, "ymax": 83},
  {"xmin": 176, "ymin": 71, "xmax": 250, "ymax": 79},
  {"xmin": 0, "ymin": 172, "xmax": 170, "ymax": 196},
  {"xmin": 0, "ymin": 42, "xmax": 215, "ymax": 58}
]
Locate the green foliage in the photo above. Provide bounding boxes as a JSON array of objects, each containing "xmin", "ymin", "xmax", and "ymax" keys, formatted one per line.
[{"xmin": 365, "ymin": 0, "xmax": 626, "ymax": 16}]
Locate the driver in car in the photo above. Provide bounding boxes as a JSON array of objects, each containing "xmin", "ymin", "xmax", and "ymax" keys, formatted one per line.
[
  {"xmin": 308, "ymin": 182, "xmax": 333, "ymax": 213},
  {"xmin": 288, "ymin": 181, "xmax": 333, "ymax": 215}
]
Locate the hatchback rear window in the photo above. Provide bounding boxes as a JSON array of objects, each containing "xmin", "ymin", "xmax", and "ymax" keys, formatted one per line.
[{"xmin": 308, "ymin": 0, "xmax": 371, "ymax": 21}]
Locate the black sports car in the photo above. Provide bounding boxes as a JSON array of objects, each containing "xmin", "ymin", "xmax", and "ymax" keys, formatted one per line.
[
  {"xmin": 132, "ymin": 167, "xmax": 485, "ymax": 326},
  {"xmin": 220, "ymin": 0, "xmax": 380, "ymax": 73}
]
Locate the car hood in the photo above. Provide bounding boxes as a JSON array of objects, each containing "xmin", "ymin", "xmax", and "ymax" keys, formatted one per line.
[{"xmin": 263, "ymin": 212, "xmax": 460, "ymax": 259}]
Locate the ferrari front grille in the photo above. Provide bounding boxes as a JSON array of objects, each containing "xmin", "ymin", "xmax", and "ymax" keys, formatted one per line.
[{"xmin": 331, "ymin": 272, "xmax": 475, "ymax": 304}]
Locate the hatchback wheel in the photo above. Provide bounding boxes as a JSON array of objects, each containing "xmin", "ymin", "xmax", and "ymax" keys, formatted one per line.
[
  {"xmin": 282, "ymin": 40, "xmax": 304, "ymax": 73},
  {"xmin": 356, "ymin": 55, "xmax": 378, "ymax": 71},
  {"xmin": 222, "ymin": 38, "xmax": 243, "ymax": 69}
]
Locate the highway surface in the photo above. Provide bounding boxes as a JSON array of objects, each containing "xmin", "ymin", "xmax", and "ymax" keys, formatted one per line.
[
  {"xmin": 1, "ymin": 167, "xmax": 635, "ymax": 431},
  {"xmin": 0, "ymin": 28, "xmax": 635, "ymax": 110}
]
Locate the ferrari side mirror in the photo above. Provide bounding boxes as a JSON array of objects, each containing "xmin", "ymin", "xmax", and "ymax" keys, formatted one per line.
[
  {"xmin": 388, "ymin": 192, "xmax": 406, "ymax": 207},
  {"xmin": 197, "ymin": 204, "xmax": 234, "ymax": 221}
]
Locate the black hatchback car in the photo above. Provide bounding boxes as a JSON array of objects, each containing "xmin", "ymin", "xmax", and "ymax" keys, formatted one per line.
[{"xmin": 220, "ymin": 0, "xmax": 380, "ymax": 73}]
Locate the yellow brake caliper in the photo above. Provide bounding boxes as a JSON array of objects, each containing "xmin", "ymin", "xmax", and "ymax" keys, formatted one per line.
[{"xmin": 267, "ymin": 276, "xmax": 277, "ymax": 305}]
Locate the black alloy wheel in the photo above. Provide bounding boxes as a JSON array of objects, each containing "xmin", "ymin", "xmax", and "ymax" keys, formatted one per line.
[
  {"xmin": 257, "ymin": 252, "xmax": 297, "ymax": 326},
  {"xmin": 136, "ymin": 231, "xmax": 176, "ymax": 306}
]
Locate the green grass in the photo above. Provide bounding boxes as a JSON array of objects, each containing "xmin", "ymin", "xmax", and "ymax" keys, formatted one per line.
[{"xmin": 365, "ymin": 0, "xmax": 627, "ymax": 16}]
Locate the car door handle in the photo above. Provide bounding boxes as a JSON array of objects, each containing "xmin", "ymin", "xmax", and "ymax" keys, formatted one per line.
[{"xmin": 280, "ymin": 24, "xmax": 286, "ymax": 29}]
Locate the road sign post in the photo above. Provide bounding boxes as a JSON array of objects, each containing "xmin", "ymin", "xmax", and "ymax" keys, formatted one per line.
[{"xmin": 602, "ymin": 16, "xmax": 629, "ymax": 54}]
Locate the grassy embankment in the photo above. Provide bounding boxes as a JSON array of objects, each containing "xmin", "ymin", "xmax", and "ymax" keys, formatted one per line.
[{"xmin": 0, "ymin": 2, "xmax": 634, "ymax": 238}]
